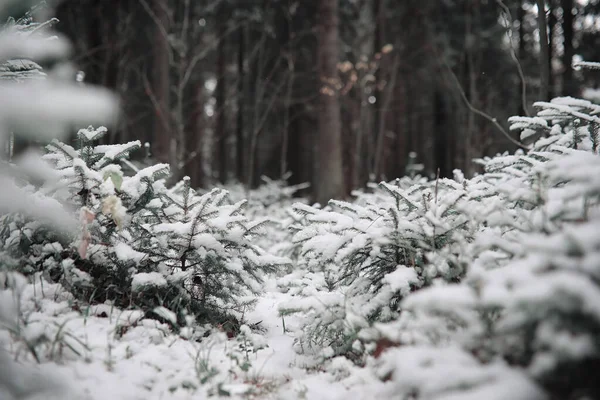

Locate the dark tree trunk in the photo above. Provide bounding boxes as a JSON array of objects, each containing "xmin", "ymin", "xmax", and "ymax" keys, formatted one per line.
[
  {"xmin": 188, "ymin": 81, "xmax": 205, "ymax": 188},
  {"xmin": 393, "ymin": 74, "xmax": 407, "ymax": 180},
  {"xmin": 371, "ymin": 0, "xmax": 384, "ymax": 179},
  {"xmin": 536, "ymin": 0, "xmax": 550, "ymax": 101},
  {"xmin": 216, "ymin": 8, "xmax": 228, "ymax": 184},
  {"xmin": 434, "ymin": 91, "xmax": 449, "ymax": 178},
  {"xmin": 548, "ymin": 0, "xmax": 556, "ymax": 98},
  {"xmin": 287, "ymin": 106, "xmax": 313, "ymax": 188},
  {"xmin": 236, "ymin": 26, "xmax": 245, "ymax": 183},
  {"xmin": 561, "ymin": 0, "xmax": 576, "ymax": 96},
  {"xmin": 315, "ymin": 0, "xmax": 345, "ymax": 204},
  {"xmin": 285, "ymin": 2, "xmax": 316, "ymax": 190},
  {"xmin": 152, "ymin": 0, "xmax": 171, "ymax": 165},
  {"xmin": 518, "ymin": 0, "xmax": 527, "ymax": 116}
]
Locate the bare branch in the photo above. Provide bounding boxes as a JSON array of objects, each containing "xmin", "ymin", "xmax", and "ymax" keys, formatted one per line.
[
  {"xmin": 442, "ymin": 56, "xmax": 528, "ymax": 150},
  {"xmin": 180, "ymin": 23, "xmax": 241, "ymax": 90},
  {"xmin": 181, "ymin": 0, "xmax": 191, "ymax": 44}
]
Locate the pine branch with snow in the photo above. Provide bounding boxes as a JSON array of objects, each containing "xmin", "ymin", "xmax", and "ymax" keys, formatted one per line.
[
  {"xmin": 280, "ymin": 175, "xmax": 474, "ymax": 361},
  {"xmin": 9, "ymin": 129, "xmax": 291, "ymax": 332},
  {"xmin": 138, "ymin": 178, "xmax": 290, "ymax": 329},
  {"xmin": 0, "ymin": 3, "xmax": 118, "ymax": 398},
  {"xmin": 389, "ymin": 96, "xmax": 600, "ymax": 399}
]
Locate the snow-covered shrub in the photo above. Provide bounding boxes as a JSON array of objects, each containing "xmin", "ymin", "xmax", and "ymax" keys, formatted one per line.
[
  {"xmin": 382, "ymin": 95, "xmax": 600, "ymax": 399},
  {"xmin": 367, "ymin": 345, "xmax": 546, "ymax": 400},
  {"xmin": 350, "ymin": 175, "xmax": 429, "ymax": 207},
  {"xmin": 210, "ymin": 175, "xmax": 310, "ymax": 258},
  {"xmin": 183, "ymin": 323, "xmax": 270, "ymax": 397},
  {"xmin": 215, "ymin": 174, "xmax": 309, "ymax": 210},
  {"xmin": 279, "ymin": 175, "xmax": 475, "ymax": 360},
  {"xmin": 145, "ymin": 177, "xmax": 290, "ymax": 327},
  {"xmin": 0, "ymin": 2, "xmax": 118, "ymax": 398},
  {"xmin": 473, "ymin": 97, "xmax": 600, "ymax": 398},
  {"xmin": 36, "ymin": 126, "xmax": 160, "ymax": 300},
  {"xmin": 6, "ymin": 128, "xmax": 289, "ymax": 331}
]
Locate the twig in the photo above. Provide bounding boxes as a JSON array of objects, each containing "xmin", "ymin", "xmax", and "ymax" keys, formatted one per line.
[{"xmin": 442, "ymin": 56, "xmax": 528, "ymax": 150}]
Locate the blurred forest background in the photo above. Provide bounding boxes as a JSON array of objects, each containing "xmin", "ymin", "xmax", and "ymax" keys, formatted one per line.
[{"xmin": 48, "ymin": 0, "xmax": 600, "ymax": 202}]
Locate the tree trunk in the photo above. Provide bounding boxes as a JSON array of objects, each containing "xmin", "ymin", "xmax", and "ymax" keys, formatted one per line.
[
  {"xmin": 548, "ymin": 0, "xmax": 556, "ymax": 98},
  {"xmin": 536, "ymin": 0, "xmax": 550, "ymax": 101},
  {"xmin": 188, "ymin": 80, "xmax": 205, "ymax": 188},
  {"xmin": 280, "ymin": 12, "xmax": 294, "ymax": 180},
  {"xmin": 434, "ymin": 91, "xmax": 449, "ymax": 178},
  {"xmin": 152, "ymin": 0, "xmax": 171, "ymax": 165},
  {"xmin": 393, "ymin": 72, "xmax": 407, "ymax": 180},
  {"xmin": 216, "ymin": 8, "xmax": 227, "ymax": 184},
  {"xmin": 561, "ymin": 0, "xmax": 576, "ymax": 96},
  {"xmin": 518, "ymin": 0, "xmax": 527, "ymax": 116},
  {"xmin": 374, "ymin": 55, "xmax": 399, "ymax": 180},
  {"xmin": 371, "ymin": 0, "xmax": 384, "ymax": 179},
  {"xmin": 236, "ymin": 26, "xmax": 245, "ymax": 183},
  {"xmin": 315, "ymin": 0, "xmax": 344, "ymax": 204}
]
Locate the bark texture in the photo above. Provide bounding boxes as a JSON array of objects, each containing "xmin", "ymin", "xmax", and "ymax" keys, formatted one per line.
[{"xmin": 316, "ymin": 0, "xmax": 345, "ymax": 204}]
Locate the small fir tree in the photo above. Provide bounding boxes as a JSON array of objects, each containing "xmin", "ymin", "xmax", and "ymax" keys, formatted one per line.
[
  {"xmin": 382, "ymin": 95, "xmax": 600, "ymax": 399},
  {"xmin": 9, "ymin": 128, "xmax": 290, "ymax": 331},
  {"xmin": 0, "ymin": 2, "xmax": 118, "ymax": 398},
  {"xmin": 280, "ymin": 175, "xmax": 474, "ymax": 360}
]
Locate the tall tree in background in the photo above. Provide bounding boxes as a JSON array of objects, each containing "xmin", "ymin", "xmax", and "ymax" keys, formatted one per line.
[
  {"xmin": 316, "ymin": 0, "xmax": 345, "ymax": 204},
  {"xmin": 548, "ymin": 0, "xmax": 557, "ymax": 98},
  {"xmin": 152, "ymin": 0, "xmax": 171, "ymax": 165},
  {"xmin": 562, "ymin": 0, "xmax": 576, "ymax": 96},
  {"xmin": 216, "ymin": 4, "xmax": 228, "ymax": 184},
  {"xmin": 518, "ymin": 0, "xmax": 528, "ymax": 116},
  {"xmin": 52, "ymin": 0, "xmax": 599, "ymax": 200},
  {"xmin": 536, "ymin": 0, "xmax": 550, "ymax": 100},
  {"xmin": 236, "ymin": 23, "xmax": 245, "ymax": 183}
]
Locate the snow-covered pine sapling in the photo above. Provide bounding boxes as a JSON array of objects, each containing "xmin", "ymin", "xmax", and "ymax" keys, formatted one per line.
[
  {"xmin": 469, "ymin": 97, "xmax": 600, "ymax": 398},
  {"xmin": 396, "ymin": 94, "xmax": 600, "ymax": 399},
  {"xmin": 369, "ymin": 345, "xmax": 546, "ymax": 400},
  {"xmin": 280, "ymin": 177, "xmax": 472, "ymax": 360},
  {"xmin": 40, "ymin": 126, "xmax": 170, "ymax": 308},
  {"xmin": 206, "ymin": 174, "xmax": 311, "ymax": 260},
  {"xmin": 44, "ymin": 126, "xmax": 140, "ymax": 209},
  {"xmin": 10, "ymin": 124, "xmax": 288, "ymax": 330},
  {"xmin": 0, "ymin": 2, "xmax": 118, "ymax": 398},
  {"xmin": 143, "ymin": 177, "xmax": 289, "ymax": 329}
]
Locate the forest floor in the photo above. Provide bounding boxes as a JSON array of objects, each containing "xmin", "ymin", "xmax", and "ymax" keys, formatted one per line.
[{"xmin": 7, "ymin": 271, "xmax": 358, "ymax": 400}]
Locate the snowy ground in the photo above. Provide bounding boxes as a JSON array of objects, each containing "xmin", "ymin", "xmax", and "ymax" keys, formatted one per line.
[{"xmin": 4, "ymin": 274, "xmax": 361, "ymax": 400}]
